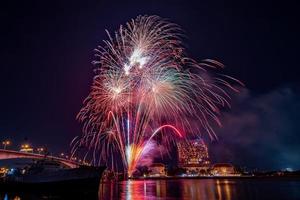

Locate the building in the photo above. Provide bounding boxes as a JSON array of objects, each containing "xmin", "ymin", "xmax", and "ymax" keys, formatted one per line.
[
  {"xmin": 148, "ymin": 163, "xmax": 166, "ymax": 177},
  {"xmin": 211, "ymin": 163, "xmax": 236, "ymax": 176},
  {"xmin": 177, "ymin": 139, "xmax": 210, "ymax": 174},
  {"xmin": 177, "ymin": 139, "xmax": 210, "ymax": 166}
]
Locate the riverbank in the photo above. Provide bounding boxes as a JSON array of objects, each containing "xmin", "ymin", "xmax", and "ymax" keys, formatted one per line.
[{"xmin": 129, "ymin": 175, "xmax": 300, "ymax": 180}]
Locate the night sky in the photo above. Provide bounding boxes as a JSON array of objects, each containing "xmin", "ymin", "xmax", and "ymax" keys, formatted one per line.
[{"xmin": 0, "ymin": 0, "xmax": 299, "ymax": 170}]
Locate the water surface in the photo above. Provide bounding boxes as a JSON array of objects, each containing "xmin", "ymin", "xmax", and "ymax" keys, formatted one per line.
[
  {"xmin": 99, "ymin": 179, "xmax": 300, "ymax": 200},
  {"xmin": 1, "ymin": 178, "xmax": 300, "ymax": 199}
]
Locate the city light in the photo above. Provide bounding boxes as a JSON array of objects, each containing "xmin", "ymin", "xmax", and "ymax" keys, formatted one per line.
[
  {"xmin": 0, "ymin": 167, "xmax": 9, "ymax": 177},
  {"xmin": 20, "ymin": 143, "xmax": 33, "ymax": 153},
  {"xmin": 37, "ymin": 147, "xmax": 45, "ymax": 154},
  {"xmin": 2, "ymin": 140, "xmax": 11, "ymax": 150}
]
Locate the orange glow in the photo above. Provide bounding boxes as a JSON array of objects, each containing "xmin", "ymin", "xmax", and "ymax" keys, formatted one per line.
[{"xmin": 20, "ymin": 143, "xmax": 33, "ymax": 152}]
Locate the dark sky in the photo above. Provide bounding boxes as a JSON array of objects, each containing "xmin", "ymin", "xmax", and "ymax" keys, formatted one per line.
[{"xmin": 0, "ymin": 0, "xmax": 299, "ymax": 170}]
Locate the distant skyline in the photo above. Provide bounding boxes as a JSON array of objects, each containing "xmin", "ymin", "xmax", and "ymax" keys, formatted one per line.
[{"xmin": 0, "ymin": 0, "xmax": 299, "ymax": 170}]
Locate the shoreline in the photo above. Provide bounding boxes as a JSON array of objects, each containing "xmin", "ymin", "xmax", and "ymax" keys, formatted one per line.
[{"xmin": 128, "ymin": 175, "xmax": 300, "ymax": 180}]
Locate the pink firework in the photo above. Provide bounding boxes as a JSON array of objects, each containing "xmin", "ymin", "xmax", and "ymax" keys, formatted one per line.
[{"xmin": 72, "ymin": 15, "xmax": 242, "ymax": 176}]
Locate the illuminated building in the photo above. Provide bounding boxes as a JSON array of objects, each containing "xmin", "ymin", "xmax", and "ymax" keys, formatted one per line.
[
  {"xmin": 211, "ymin": 163, "xmax": 236, "ymax": 176},
  {"xmin": 177, "ymin": 139, "xmax": 210, "ymax": 166},
  {"xmin": 148, "ymin": 163, "xmax": 166, "ymax": 177},
  {"xmin": 177, "ymin": 139, "xmax": 210, "ymax": 174}
]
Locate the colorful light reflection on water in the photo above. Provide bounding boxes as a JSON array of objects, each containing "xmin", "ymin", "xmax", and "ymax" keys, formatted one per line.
[
  {"xmin": 98, "ymin": 179, "xmax": 300, "ymax": 200},
  {"xmin": 1, "ymin": 179, "xmax": 300, "ymax": 199}
]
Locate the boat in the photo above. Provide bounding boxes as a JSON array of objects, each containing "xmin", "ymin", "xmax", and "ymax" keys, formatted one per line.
[{"xmin": 0, "ymin": 159, "xmax": 106, "ymax": 192}]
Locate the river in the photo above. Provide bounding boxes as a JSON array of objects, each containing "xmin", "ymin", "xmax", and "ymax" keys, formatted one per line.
[{"xmin": 1, "ymin": 178, "xmax": 300, "ymax": 199}]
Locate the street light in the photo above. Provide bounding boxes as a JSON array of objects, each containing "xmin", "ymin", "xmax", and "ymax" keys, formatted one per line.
[
  {"xmin": 20, "ymin": 144, "xmax": 33, "ymax": 153},
  {"xmin": 37, "ymin": 147, "xmax": 45, "ymax": 154},
  {"xmin": 2, "ymin": 140, "xmax": 11, "ymax": 150}
]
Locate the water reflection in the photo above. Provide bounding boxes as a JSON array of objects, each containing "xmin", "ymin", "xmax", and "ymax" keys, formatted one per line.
[
  {"xmin": 0, "ymin": 191, "xmax": 98, "ymax": 200},
  {"xmin": 1, "ymin": 179, "xmax": 300, "ymax": 199},
  {"xmin": 1, "ymin": 194, "xmax": 20, "ymax": 200},
  {"xmin": 99, "ymin": 179, "xmax": 300, "ymax": 200},
  {"xmin": 99, "ymin": 179, "xmax": 236, "ymax": 200}
]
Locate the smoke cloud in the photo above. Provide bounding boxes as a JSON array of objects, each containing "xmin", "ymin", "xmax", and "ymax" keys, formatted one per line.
[{"xmin": 209, "ymin": 85, "xmax": 300, "ymax": 170}]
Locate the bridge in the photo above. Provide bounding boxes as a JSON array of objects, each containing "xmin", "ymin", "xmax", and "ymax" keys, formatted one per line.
[{"xmin": 0, "ymin": 149, "xmax": 80, "ymax": 168}]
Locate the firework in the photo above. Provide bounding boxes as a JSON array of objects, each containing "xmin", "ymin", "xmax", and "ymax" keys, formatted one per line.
[{"xmin": 72, "ymin": 15, "xmax": 242, "ymax": 176}]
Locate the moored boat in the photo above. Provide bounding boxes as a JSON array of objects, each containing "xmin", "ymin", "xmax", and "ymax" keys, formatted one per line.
[{"xmin": 0, "ymin": 159, "xmax": 106, "ymax": 192}]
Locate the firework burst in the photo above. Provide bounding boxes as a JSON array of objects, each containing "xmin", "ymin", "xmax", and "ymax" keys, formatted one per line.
[{"xmin": 72, "ymin": 15, "xmax": 243, "ymax": 176}]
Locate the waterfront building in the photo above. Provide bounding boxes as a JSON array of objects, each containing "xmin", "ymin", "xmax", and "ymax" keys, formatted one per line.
[
  {"xmin": 177, "ymin": 139, "xmax": 210, "ymax": 175},
  {"xmin": 148, "ymin": 163, "xmax": 166, "ymax": 177},
  {"xmin": 211, "ymin": 163, "xmax": 236, "ymax": 176}
]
